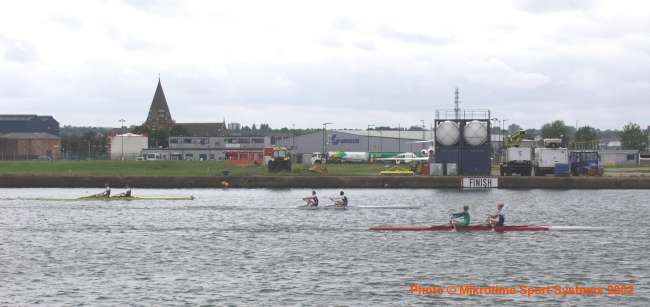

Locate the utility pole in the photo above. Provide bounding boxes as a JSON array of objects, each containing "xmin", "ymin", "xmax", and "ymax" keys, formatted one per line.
[
  {"xmin": 398, "ymin": 123, "xmax": 401, "ymax": 152},
  {"xmin": 119, "ymin": 119, "xmax": 126, "ymax": 160},
  {"xmin": 420, "ymin": 120, "xmax": 426, "ymax": 150},
  {"xmin": 367, "ymin": 124, "xmax": 374, "ymax": 154},
  {"xmin": 322, "ymin": 122, "xmax": 333, "ymax": 158}
]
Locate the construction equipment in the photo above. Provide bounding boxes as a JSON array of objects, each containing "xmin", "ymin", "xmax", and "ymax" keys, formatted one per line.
[
  {"xmin": 569, "ymin": 151, "xmax": 604, "ymax": 176},
  {"xmin": 267, "ymin": 147, "xmax": 292, "ymax": 172},
  {"xmin": 499, "ymin": 130, "xmax": 532, "ymax": 176}
]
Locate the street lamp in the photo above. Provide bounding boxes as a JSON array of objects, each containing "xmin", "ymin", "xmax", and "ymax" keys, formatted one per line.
[
  {"xmin": 367, "ymin": 124, "xmax": 375, "ymax": 154},
  {"xmin": 420, "ymin": 120, "xmax": 426, "ymax": 149},
  {"xmin": 322, "ymin": 122, "xmax": 333, "ymax": 158},
  {"xmin": 119, "ymin": 119, "xmax": 126, "ymax": 160}
]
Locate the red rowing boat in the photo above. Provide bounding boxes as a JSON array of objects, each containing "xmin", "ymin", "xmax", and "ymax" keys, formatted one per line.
[{"xmin": 369, "ymin": 225, "xmax": 604, "ymax": 232}]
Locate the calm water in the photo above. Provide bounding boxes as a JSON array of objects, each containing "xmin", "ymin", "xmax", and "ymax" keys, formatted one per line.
[{"xmin": 0, "ymin": 188, "xmax": 648, "ymax": 306}]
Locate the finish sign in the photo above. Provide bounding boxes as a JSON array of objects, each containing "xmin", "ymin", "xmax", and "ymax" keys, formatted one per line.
[{"xmin": 461, "ymin": 177, "xmax": 499, "ymax": 189}]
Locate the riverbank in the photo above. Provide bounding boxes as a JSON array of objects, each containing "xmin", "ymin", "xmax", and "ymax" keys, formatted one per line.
[{"xmin": 2, "ymin": 175, "xmax": 650, "ymax": 189}]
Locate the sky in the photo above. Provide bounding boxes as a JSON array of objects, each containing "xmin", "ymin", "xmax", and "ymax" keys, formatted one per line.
[{"xmin": 0, "ymin": 0, "xmax": 649, "ymax": 130}]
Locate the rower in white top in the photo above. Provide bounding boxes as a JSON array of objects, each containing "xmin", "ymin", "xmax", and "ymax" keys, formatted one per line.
[
  {"xmin": 115, "ymin": 185, "xmax": 132, "ymax": 198},
  {"xmin": 330, "ymin": 191, "xmax": 348, "ymax": 208},
  {"xmin": 486, "ymin": 203, "xmax": 506, "ymax": 227}
]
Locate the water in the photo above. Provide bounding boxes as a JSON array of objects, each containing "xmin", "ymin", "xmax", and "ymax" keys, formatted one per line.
[{"xmin": 0, "ymin": 188, "xmax": 648, "ymax": 306}]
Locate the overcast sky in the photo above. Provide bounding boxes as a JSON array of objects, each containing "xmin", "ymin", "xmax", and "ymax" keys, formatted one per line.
[{"xmin": 0, "ymin": 0, "xmax": 649, "ymax": 130}]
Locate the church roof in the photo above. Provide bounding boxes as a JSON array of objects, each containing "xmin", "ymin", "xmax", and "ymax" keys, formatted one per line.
[
  {"xmin": 145, "ymin": 78, "xmax": 173, "ymax": 128},
  {"xmin": 176, "ymin": 123, "xmax": 227, "ymax": 137}
]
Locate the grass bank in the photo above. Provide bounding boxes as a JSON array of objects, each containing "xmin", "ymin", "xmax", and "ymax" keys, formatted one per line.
[{"xmin": 0, "ymin": 160, "xmax": 398, "ymax": 177}]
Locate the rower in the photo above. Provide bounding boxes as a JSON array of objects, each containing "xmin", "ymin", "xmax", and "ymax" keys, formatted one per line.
[
  {"xmin": 486, "ymin": 203, "xmax": 506, "ymax": 227},
  {"xmin": 303, "ymin": 190, "xmax": 319, "ymax": 207},
  {"xmin": 116, "ymin": 185, "xmax": 132, "ymax": 197},
  {"xmin": 332, "ymin": 191, "xmax": 348, "ymax": 207},
  {"xmin": 96, "ymin": 184, "xmax": 111, "ymax": 197},
  {"xmin": 450, "ymin": 205, "xmax": 470, "ymax": 228}
]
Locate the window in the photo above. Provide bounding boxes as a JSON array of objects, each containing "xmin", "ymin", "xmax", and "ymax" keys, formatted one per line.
[
  {"xmin": 184, "ymin": 138, "xmax": 192, "ymax": 144},
  {"xmin": 627, "ymin": 154, "xmax": 635, "ymax": 161},
  {"xmin": 170, "ymin": 138, "xmax": 179, "ymax": 144},
  {"xmin": 252, "ymin": 138, "xmax": 265, "ymax": 144},
  {"xmin": 209, "ymin": 154, "xmax": 215, "ymax": 160},
  {"xmin": 200, "ymin": 138, "xmax": 209, "ymax": 145},
  {"xmin": 185, "ymin": 153, "xmax": 194, "ymax": 160}
]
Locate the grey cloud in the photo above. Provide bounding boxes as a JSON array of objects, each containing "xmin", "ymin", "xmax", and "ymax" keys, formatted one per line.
[{"xmin": 1, "ymin": 39, "xmax": 38, "ymax": 63}]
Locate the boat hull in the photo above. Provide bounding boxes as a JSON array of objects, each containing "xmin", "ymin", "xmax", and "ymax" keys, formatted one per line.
[{"xmin": 369, "ymin": 225, "xmax": 550, "ymax": 232}]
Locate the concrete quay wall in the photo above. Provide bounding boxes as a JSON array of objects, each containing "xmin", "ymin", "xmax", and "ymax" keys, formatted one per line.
[{"xmin": 1, "ymin": 175, "xmax": 650, "ymax": 189}]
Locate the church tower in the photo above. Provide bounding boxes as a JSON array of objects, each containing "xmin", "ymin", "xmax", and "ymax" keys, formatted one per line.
[{"xmin": 145, "ymin": 78, "xmax": 174, "ymax": 129}]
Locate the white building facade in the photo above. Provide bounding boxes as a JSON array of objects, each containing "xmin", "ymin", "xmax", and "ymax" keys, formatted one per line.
[{"xmin": 110, "ymin": 133, "xmax": 148, "ymax": 160}]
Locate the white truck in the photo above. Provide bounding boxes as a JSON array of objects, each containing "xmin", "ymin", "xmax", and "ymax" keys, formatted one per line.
[
  {"xmin": 311, "ymin": 151, "xmax": 369, "ymax": 164},
  {"xmin": 500, "ymin": 147, "xmax": 533, "ymax": 176},
  {"xmin": 533, "ymin": 139, "xmax": 568, "ymax": 176}
]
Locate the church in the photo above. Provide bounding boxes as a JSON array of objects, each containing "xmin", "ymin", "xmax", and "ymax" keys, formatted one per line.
[
  {"xmin": 140, "ymin": 79, "xmax": 270, "ymax": 161},
  {"xmin": 144, "ymin": 78, "xmax": 227, "ymax": 137}
]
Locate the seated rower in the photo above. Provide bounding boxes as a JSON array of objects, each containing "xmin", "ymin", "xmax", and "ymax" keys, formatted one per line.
[
  {"xmin": 450, "ymin": 205, "xmax": 470, "ymax": 228},
  {"xmin": 302, "ymin": 190, "xmax": 319, "ymax": 207},
  {"xmin": 95, "ymin": 184, "xmax": 111, "ymax": 197},
  {"xmin": 331, "ymin": 191, "xmax": 348, "ymax": 207},
  {"xmin": 116, "ymin": 185, "xmax": 132, "ymax": 197},
  {"xmin": 486, "ymin": 203, "xmax": 506, "ymax": 227}
]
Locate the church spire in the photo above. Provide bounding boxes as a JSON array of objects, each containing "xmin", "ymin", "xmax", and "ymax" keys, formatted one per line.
[{"xmin": 145, "ymin": 78, "xmax": 173, "ymax": 129}]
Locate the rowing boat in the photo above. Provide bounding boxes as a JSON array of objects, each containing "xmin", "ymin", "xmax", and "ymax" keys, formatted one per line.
[
  {"xmin": 369, "ymin": 225, "xmax": 605, "ymax": 232},
  {"xmin": 322, "ymin": 205, "xmax": 348, "ymax": 210},
  {"xmin": 25, "ymin": 195, "xmax": 195, "ymax": 201},
  {"xmin": 76, "ymin": 195, "xmax": 194, "ymax": 201},
  {"xmin": 296, "ymin": 205, "xmax": 319, "ymax": 210}
]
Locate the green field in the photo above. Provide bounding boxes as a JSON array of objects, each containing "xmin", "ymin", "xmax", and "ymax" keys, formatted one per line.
[{"xmin": 0, "ymin": 160, "xmax": 402, "ymax": 177}]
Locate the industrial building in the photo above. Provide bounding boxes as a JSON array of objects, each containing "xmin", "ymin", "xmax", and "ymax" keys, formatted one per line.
[
  {"xmin": 0, "ymin": 114, "xmax": 60, "ymax": 135},
  {"xmin": 598, "ymin": 150, "xmax": 640, "ymax": 166},
  {"xmin": 274, "ymin": 129, "xmax": 434, "ymax": 159},
  {"xmin": 109, "ymin": 133, "xmax": 148, "ymax": 160},
  {"xmin": 0, "ymin": 114, "xmax": 61, "ymax": 160},
  {"xmin": 142, "ymin": 136, "xmax": 270, "ymax": 161},
  {"xmin": 0, "ymin": 132, "xmax": 61, "ymax": 160}
]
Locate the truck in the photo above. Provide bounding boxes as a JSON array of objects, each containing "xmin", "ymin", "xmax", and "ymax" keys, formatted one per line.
[
  {"xmin": 311, "ymin": 152, "xmax": 326, "ymax": 165},
  {"xmin": 267, "ymin": 147, "xmax": 292, "ymax": 172},
  {"xmin": 311, "ymin": 150, "xmax": 368, "ymax": 164},
  {"xmin": 533, "ymin": 139, "xmax": 568, "ymax": 176},
  {"xmin": 500, "ymin": 147, "xmax": 533, "ymax": 176},
  {"xmin": 569, "ymin": 151, "xmax": 604, "ymax": 176},
  {"xmin": 499, "ymin": 130, "xmax": 532, "ymax": 176}
]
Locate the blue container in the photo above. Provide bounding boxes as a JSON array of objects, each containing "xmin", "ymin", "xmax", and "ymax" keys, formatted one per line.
[{"xmin": 554, "ymin": 163, "xmax": 571, "ymax": 177}]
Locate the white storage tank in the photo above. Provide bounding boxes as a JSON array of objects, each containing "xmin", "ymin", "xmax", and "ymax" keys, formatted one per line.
[
  {"xmin": 436, "ymin": 121, "xmax": 460, "ymax": 146},
  {"xmin": 463, "ymin": 120, "xmax": 488, "ymax": 146}
]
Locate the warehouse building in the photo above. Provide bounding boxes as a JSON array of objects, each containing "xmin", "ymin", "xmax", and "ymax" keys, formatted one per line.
[
  {"xmin": 0, "ymin": 114, "xmax": 61, "ymax": 160},
  {"xmin": 0, "ymin": 132, "xmax": 60, "ymax": 160},
  {"xmin": 0, "ymin": 114, "xmax": 60, "ymax": 135},
  {"xmin": 275, "ymin": 129, "xmax": 434, "ymax": 158}
]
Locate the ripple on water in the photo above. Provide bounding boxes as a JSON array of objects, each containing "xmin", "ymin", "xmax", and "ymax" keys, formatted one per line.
[{"xmin": 0, "ymin": 188, "xmax": 648, "ymax": 305}]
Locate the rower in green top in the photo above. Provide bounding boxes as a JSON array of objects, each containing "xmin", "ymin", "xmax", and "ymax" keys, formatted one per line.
[{"xmin": 450, "ymin": 205, "xmax": 470, "ymax": 228}]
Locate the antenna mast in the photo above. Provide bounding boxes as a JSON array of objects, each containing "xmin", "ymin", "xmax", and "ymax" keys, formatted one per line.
[{"xmin": 454, "ymin": 87, "xmax": 460, "ymax": 119}]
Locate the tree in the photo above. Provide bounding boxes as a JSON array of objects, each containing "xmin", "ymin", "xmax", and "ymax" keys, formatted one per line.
[
  {"xmin": 540, "ymin": 120, "xmax": 570, "ymax": 146},
  {"xmin": 574, "ymin": 126, "xmax": 598, "ymax": 143},
  {"xmin": 620, "ymin": 122, "xmax": 648, "ymax": 150},
  {"xmin": 507, "ymin": 123, "xmax": 522, "ymax": 134}
]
